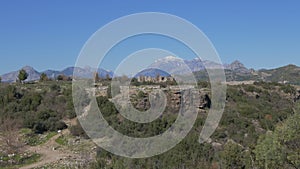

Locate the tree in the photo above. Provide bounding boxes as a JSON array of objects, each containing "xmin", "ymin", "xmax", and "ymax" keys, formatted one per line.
[
  {"xmin": 254, "ymin": 132, "xmax": 284, "ymax": 169},
  {"xmin": 137, "ymin": 91, "xmax": 146, "ymax": 98},
  {"xmin": 220, "ymin": 141, "xmax": 249, "ymax": 169},
  {"xmin": 57, "ymin": 74, "xmax": 64, "ymax": 81},
  {"xmin": 130, "ymin": 78, "xmax": 140, "ymax": 86},
  {"xmin": 18, "ymin": 69, "xmax": 28, "ymax": 83},
  {"xmin": 0, "ymin": 76, "xmax": 2, "ymax": 83},
  {"xmin": 57, "ymin": 74, "xmax": 71, "ymax": 81},
  {"xmin": 254, "ymin": 113, "xmax": 300, "ymax": 168},
  {"xmin": 40, "ymin": 73, "xmax": 49, "ymax": 82}
]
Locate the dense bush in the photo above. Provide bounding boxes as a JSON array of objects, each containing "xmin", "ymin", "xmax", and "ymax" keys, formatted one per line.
[
  {"xmin": 280, "ymin": 84, "xmax": 297, "ymax": 95},
  {"xmin": 0, "ymin": 82, "xmax": 73, "ymax": 133},
  {"xmin": 254, "ymin": 113, "xmax": 300, "ymax": 168}
]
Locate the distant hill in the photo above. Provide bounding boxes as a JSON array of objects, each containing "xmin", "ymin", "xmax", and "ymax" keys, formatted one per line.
[
  {"xmin": 134, "ymin": 68, "xmax": 171, "ymax": 78},
  {"xmin": 1, "ymin": 66, "xmax": 113, "ymax": 83},
  {"xmin": 194, "ymin": 64, "xmax": 300, "ymax": 85},
  {"xmin": 258, "ymin": 64, "xmax": 300, "ymax": 85},
  {"xmin": 1, "ymin": 66, "xmax": 41, "ymax": 83},
  {"xmin": 42, "ymin": 69, "xmax": 61, "ymax": 79}
]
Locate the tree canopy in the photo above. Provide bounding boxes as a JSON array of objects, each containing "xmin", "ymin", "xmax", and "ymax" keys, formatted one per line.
[{"xmin": 18, "ymin": 69, "xmax": 28, "ymax": 83}]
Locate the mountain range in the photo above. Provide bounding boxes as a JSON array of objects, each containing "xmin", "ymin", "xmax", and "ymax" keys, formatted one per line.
[
  {"xmin": 1, "ymin": 56, "xmax": 300, "ymax": 85},
  {"xmin": 149, "ymin": 56, "xmax": 250, "ymax": 74},
  {"xmin": 1, "ymin": 66, "xmax": 113, "ymax": 83}
]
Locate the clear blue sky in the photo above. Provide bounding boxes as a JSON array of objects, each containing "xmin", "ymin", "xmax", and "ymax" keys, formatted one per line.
[{"xmin": 0, "ymin": 1, "xmax": 300, "ymax": 74}]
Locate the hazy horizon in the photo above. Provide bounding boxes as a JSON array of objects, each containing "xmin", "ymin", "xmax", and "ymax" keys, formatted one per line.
[{"xmin": 1, "ymin": 57, "xmax": 299, "ymax": 76}]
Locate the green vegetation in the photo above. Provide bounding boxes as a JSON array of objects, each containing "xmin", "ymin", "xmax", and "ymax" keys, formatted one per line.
[
  {"xmin": 18, "ymin": 69, "xmax": 28, "ymax": 83},
  {"xmin": 96, "ymin": 95, "xmax": 177, "ymax": 138},
  {"xmin": 193, "ymin": 69, "xmax": 260, "ymax": 82},
  {"xmin": 137, "ymin": 90, "xmax": 146, "ymax": 98},
  {"xmin": 55, "ymin": 135, "xmax": 68, "ymax": 146},
  {"xmin": 56, "ymin": 74, "xmax": 72, "ymax": 81},
  {"xmin": 0, "ymin": 153, "xmax": 41, "ymax": 169},
  {"xmin": 0, "ymin": 81, "xmax": 74, "ymax": 134},
  {"xmin": 0, "ymin": 80, "xmax": 300, "ymax": 168},
  {"xmin": 254, "ymin": 112, "xmax": 300, "ymax": 168},
  {"xmin": 24, "ymin": 131, "xmax": 57, "ymax": 146},
  {"xmin": 194, "ymin": 64, "xmax": 300, "ymax": 85},
  {"xmin": 129, "ymin": 77, "xmax": 177, "ymax": 87},
  {"xmin": 260, "ymin": 64, "xmax": 300, "ymax": 85},
  {"xmin": 197, "ymin": 80, "xmax": 210, "ymax": 88},
  {"xmin": 89, "ymin": 82, "xmax": 300, "ymax": 169},
  {"xmin": 39, "ymin": 73, "xmax": 49, "ymax": 82},
  {"xmin": 219, "ymin": 141, "xmax": 252, "ymax": 169}
]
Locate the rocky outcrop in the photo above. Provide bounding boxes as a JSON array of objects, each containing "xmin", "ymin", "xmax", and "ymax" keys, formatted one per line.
[
  {"xmin": 96, "ymin": 85, "xmax": 211, "ymax": 113},
  {"xmin": 225, "ymin": 60, "xmax": 250, "ymax": 73}
]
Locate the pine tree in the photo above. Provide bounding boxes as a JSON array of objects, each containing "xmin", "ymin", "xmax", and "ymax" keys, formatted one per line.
[{"xmin": 18, "ymin": 69, "xmax": 28, "ymax": 83}]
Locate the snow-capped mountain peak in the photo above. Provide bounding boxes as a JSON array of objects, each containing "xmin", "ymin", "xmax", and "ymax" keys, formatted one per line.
[
  {"xmin": 165, "ymin": 56, "xmax": 179, "ymax": 60},
  {"xmin": 155, "ymin": 56, "xmax": 182, "ymax": 62}
]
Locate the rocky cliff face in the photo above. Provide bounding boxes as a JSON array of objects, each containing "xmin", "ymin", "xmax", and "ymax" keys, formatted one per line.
[
  {"xmin": 225, "ymin": 60, "xmax": 250, "ymax": 73},
  {"xmin": 97, "ymin": 85, "xmax": 211, "ymax": 113}
]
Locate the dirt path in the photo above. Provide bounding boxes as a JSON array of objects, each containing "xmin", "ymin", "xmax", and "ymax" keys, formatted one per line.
[{"xmin": 20, "ymin": 129, "xmax": 79, "ymax": 169}]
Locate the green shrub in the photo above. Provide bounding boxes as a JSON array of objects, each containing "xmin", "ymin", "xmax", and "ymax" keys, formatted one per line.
[
  {"xmin": 55, "ymin": 135, "xmax": 68, "ymax": 146},
  {"xmin": 280, "ymin": 84, "xmax": 296, "ymax": 95}
]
